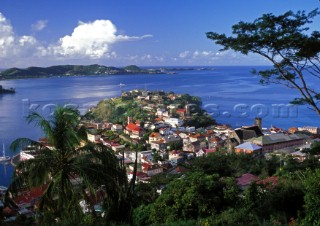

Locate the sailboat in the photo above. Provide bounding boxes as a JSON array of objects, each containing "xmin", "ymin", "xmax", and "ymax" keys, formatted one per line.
[{"xmin": 0, "ymin": 144, "xmax": 11, "ymax": 163}]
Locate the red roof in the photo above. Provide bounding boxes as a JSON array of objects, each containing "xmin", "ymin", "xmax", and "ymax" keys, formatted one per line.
[
  {"xmin": 130, "ymin": 171, "xmax": 148, "ymax": 178},
  {"xmin": 257, "ymin": 176, "xmax": 279, "ymax": 188},
  {"xmin": 149, "ymin": 132, "xmax": 160, "ymax": 138},
  {"xmin": 204, "ymin": 149, "xmax": 216, "ymax": 154},
  {"xmin": 189, "ymin": 133, "xmax": 203, "ymax": 139},
  {"xmin": 142, "ymin": 163, "xmax": 151, "ymax": 168},
  {"xmin": 237, "ymin": 173, "xmax": 259, "ymax": 186},
  {"xmin": 177, "ymin": 109, "xmax": 186, "ymax": 113},
  {"xmin": 14, "ymin": 185, "xmax": 47, "ymax": 206},
  {"xmin": 126, "ymin": 123, "xmax": 143, "ymax": 132}
]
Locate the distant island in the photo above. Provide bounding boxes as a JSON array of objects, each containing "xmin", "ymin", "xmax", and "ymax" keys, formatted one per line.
[
  {"xmin": 0, "ymin": 64, "xmax": 215, "ymax": 80},
  {"xmin": 0, "ymin": 64, "xmax": 165, "ymax": 80}
]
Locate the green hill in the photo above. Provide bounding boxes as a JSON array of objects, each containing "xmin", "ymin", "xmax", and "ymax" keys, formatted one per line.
[{"xmin": 0, "ymin": 64, "xmax": 162, "ymax": 80}]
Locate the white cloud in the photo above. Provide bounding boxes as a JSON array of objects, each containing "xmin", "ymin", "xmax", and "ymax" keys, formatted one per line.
[
  {"xmin": 0, "ymin": 13, "xmax": 39, "ymax": 60},
  {"xmin": 179, "ymin": 51, "xmax": 189, "ymax": 58},
  {"xmin": 31, "ymin": 20, "xmax": 48, "ymax": 31},
  {"xmin": 0, "ymin": 12, "xmax": 15, "ymax": 58},
  {"xmin": 0, "ymin": 13, "xmax": 154, "ymax": 66},
  {"xmin": 50, "ymin": 20, "xmax": 152, "ymax": 59}
]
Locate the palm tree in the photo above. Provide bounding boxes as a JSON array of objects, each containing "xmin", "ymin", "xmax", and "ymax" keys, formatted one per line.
[{"xmin": 9, "ymin": 106, "xmax": 126, "ymax": 222}]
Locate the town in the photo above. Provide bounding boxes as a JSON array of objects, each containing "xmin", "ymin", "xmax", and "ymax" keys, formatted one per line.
[
  {"xmin": 84, "ymin": 90, "xmax": 318, "ymax": 180},
  {"xmin": 2, "ymin": 89, "xmax": 320, "ymax": 224}
]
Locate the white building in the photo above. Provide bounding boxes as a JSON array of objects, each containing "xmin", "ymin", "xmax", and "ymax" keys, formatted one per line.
[
  {"xmin": 164, "ymin": 118, "xmax": 183, "ymax": 127},
  {"xmin": 298, "ymin": 126, "xmax": 320, "ymax": 134}
]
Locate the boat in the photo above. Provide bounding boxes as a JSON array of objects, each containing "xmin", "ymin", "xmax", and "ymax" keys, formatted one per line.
[
  {"xmin": 0, "ymin": 185, "xmax": 7, "ymax": 196},
  {"xmin": 119, "ymin": 83, "xmax": 126, "ymax": 87},
  {"xmin": 0, "ymin": 85, "xmax": 15, "ymax": 94},
  {"xmin": 0, "ymin": 144, "xmax": 11, "ymax": 163}
]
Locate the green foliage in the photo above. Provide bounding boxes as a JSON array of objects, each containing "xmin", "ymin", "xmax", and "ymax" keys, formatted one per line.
[
  {"xmin": 9, "ymin": 106, "xmax": 127, "ymax": 224},
  {"xmin": 123, "ymin": 65, "xmax": 143, "ymax": 72},
  {"xmin": 184, "ymin": 114, "xmax": 216, "ymax": 128},
  {"xmin": 92, "ymin": 99, "xmax": 151, "ymax": 124},
  {"xmin": 132, "ymin": 153, "xmax": 309, "ymax": 225},
  {"xmin": 207, "ymin": 9, "xmax": 320, "ymax": 115},
  {"xmin": 0, "ymin": 64, "xmax": 159, "ymax": 79},
  {"xmin": 133, "ymin": 172, "xmax": 241, "ymax": 225},
  {"xmin": 174, "ymin": 94, "xmax": 202, "ymax": 107},
  {"xmin": 190, "ymin": 152, "xmax": 277, "ymax": 178},
  {"xmin": 168, "ymin": 140, "xmax": 183, "ymax": 151},
  {"xmin": 301, "ymin": 169, "xmax": 320, "ymax": 225}
]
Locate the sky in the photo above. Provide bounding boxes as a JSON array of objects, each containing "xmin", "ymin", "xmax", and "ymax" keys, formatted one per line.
[{"xmin": 0, "ymin": 0, "xmax": 319, "ymax": 68}]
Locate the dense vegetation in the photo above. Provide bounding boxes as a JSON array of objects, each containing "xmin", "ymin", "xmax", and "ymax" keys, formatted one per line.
[
  {"xmin": 92, "ymin": 92, "xmax": 215, "ymax": 128},
  {"xmin": 131, "ymin": 142, "xmax": 320, "ymax": 226},
  {"xmin": 0, "ymin": 64, "xmax": 162, "ymax": 80}
]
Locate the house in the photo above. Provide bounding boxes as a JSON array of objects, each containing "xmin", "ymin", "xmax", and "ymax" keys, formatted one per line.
[
  {"xmin": 204, "ymin": 148, "xmax": 217, "ymax": 155},
  {"xmin": 125, "ymin": 123, "xmax": 145, "ymax": 139},
  {"xmin": 183, "ymin": 141, "xmax": 201, "ymax": 152},
  {"xmin": 159, "ymin": 127, "xmax": 171, "ymax": 135},
  {"xmin": 298, "ymin": 126, "xmax": 320, "ymax": 134},
  {"xmin": 196, "ymin": 149, "xmax": 206, "ymax": 157},
  {"xmin": 167, "ymin": 104, "xmax": 179, "ymax": 110},
  {"xmin": 176, "ymin": 108, "xmax": 186, "ymax": 118},
  {"xmin": 164, "ymin": 117, "xmax": 183, "ymax": 127},
  {"xmin": 169, "ymin": 150, "xmax": 183, "ymax": 159},
  {"xmin": 210, "ymin": 125, "xmax": 233, "ymax": 135},
  {"xmin": 237, "ymin": 173, "xmax": 259, "ymax": 190},
  {"xmin": 231, "ymin": 125, "xmax": 263, "ymax": 144},
  {"xmin": 14, "ymin": 185, "xmax": 47, "ymax": 209},
  {"xmin": 111, "ymin": 143, "xmax": 125, "ymax": 152},
  {"xmin": 291, "ymin": 150, "xmax": 307, "ymax": 162},
  {"xmin": 288, "ymin": 127, "xmax": 298, "ymax": 134},
  {"xmin": 208, "ymin": 137, "xmax": 221, "ymax": 149},
  {"xmin": 178, "ymin": 132, "xmax": 189, "ymax": 141},
  {"xmin": 164, "ymin": 134, "xmax": 181, "ymax": 144},
  {"xmin": 150, "ymin": 139, "xmax": 167, "ymax": 151},
  {"xmin": 142, "ymin": 163, "xmax": 163, "ymax": 176},
  {"xmin": 189, "ymin": 133, "xmax": 205, "ymax": 143},
  {"xmin": 128, "ymin": 171, "xmax": 148, "ymax": 181},
  {"xmin": 169, "ymin": 156, "xmax": 185, "ymax": 166},
  {"xmin": 235, "ymin": 142, "xmax": 262, "ymax": 155},
  {"xmin": 149, "ymin": 132, "xmax": 162, "ymax": 143},
  {"xmin": 156, "ymin": 108, "xmax": 167, "ymax": 117},
  {"xmin": 186, "ymin": 126, "xmax": 196, "ymax": 133},
  {"xmin": 111, "ymin": 124, "xmax": 123, "ymax": 133},
  {"xmin": 139, "ymin": 150, "xmax": 153, "ymax": 158},
  {"xmin": 87, "ymin": 129, "xmax": 101, "ymax": 142},
  {"xmin": 246, "ymin": 133, "xmax": 309, "ymax": 152}
]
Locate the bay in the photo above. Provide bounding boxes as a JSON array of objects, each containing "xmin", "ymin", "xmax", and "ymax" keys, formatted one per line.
[{"xmin": 0, "ymin": 66, "xmax": 319, "ymax": 186}]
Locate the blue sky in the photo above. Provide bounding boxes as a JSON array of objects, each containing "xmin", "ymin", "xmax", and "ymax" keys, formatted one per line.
[{"xmin": 0, "ymin": 0, "xmax": 319, "ymax": 67}]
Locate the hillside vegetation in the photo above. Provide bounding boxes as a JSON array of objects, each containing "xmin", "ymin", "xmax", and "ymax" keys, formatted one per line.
[{"xmin": 0, "ymin": 64, "xmax": 162, "ymax": 80}]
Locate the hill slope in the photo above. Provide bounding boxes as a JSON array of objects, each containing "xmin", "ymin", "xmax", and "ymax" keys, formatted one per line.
[{"xmin": 0, "ymin": 64, "xmax": 162, "ymax": 80}]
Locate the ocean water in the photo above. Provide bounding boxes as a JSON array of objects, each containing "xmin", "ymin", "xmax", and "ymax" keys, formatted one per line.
[{"xmin": 0, "ymin": 66, "xmax": 319, "ymax": 186}]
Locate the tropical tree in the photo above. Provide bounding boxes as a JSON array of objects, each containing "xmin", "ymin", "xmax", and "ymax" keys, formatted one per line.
[
  {"xmin": 9, "ymin": 106, "xmax": 126, "ymax": 223},
  {"xmin": 301, "ymin": 168, "xmax": 320, "ymax": 225},
  {"xmin": 207, "ymin": 9, "xmax": 320, "ymax": 115}
]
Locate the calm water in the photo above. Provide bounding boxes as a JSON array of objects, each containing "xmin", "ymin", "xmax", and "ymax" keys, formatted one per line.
[{"xmin": 0, "ymin": 66, "xmax": 319, "ymax": 186}]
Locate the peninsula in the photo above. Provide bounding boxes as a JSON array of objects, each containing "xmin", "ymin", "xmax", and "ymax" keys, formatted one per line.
[{"xmin": 0, "ymin": 64, "xmax": 164, "ymax": 80}]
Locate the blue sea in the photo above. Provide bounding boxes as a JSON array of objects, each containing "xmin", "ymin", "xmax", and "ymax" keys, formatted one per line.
[{"xmin": 0, "ymin": 66, "xmax": 319, "ymax": 186}]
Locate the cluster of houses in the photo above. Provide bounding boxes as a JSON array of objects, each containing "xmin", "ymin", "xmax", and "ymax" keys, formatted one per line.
[
  {"xmin": 2, "ymin": 90, "xmax": 320, "ymax": 222},
  {"xmin": 83, "ymin": 90, "xmax": 320, "ymax": 183}
]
